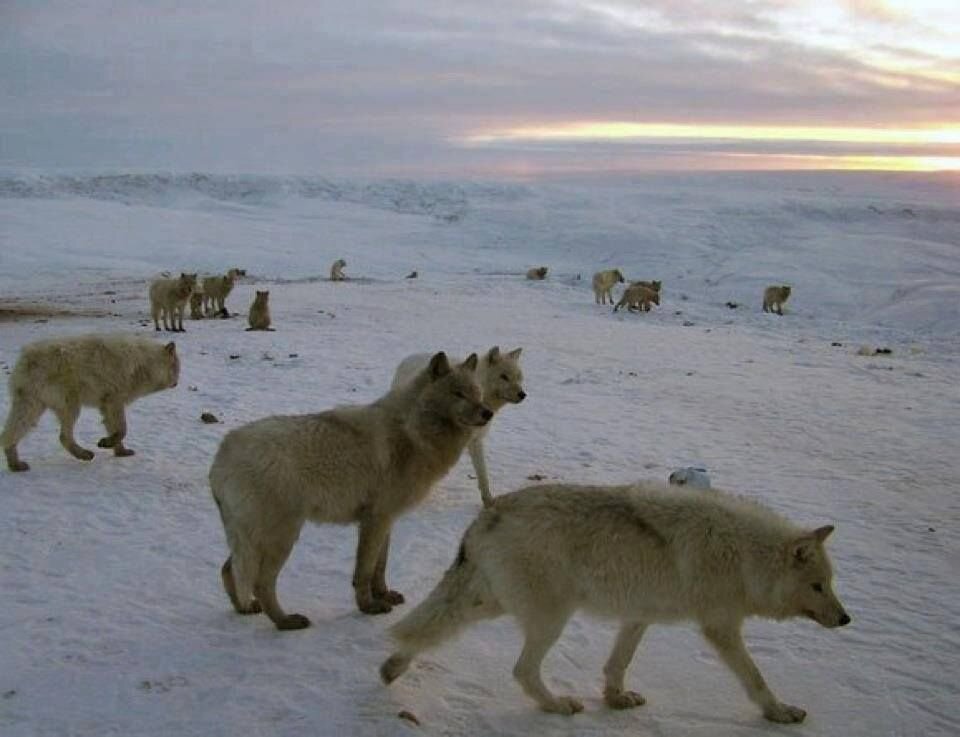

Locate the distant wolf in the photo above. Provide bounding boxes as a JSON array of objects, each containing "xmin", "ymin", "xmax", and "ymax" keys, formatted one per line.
[
  {"xmin": 209, "ymin": 352, "xmax": 492, "ymax": 628},
  {"xmin": 614, "ymin": 284, "xmax": 660, "ymax": 313},
  {"xmin": 245, "ymin": 290, "xmax": 273, "ymax": 331},
  {"xmin": 526, "ymin": 266, "xmax": 548, "ymax": 280},
  {"xmin": 149, "ymin": 273, "xmax": 197, "ymax": 332},
  {"xmin": 763, "ymin": 285, "xmax": 792, "ymax": 315},
  {"xmin": 382, "ymin": 482, "xmax": 850, "ymax": 723},
  {"xmin": 592, "ymin": 269, "xmax": 625, "ymax": 305},
  {"xmin": 202, "ymin": 268, "xmax": 246, "ymax": 317},
  {"xmin": 630, "ymin": 279, "xmax": 661, "ymax": 293},
  {"xmin": 330, "ymin": 259, "xmax": 347, "ymax": 281},
  {"xmin": 1, "ymin": 334, "xmax": 180, "ymax": 472},
  {"xmin": 392, "ymin": 346, "xmax": 525, "ymax": 507}
]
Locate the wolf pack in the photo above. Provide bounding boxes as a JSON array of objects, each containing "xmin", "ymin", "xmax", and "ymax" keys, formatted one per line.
[{"xmin": 0, "ymin": 260, "xmax": 843, "ymax": 728}]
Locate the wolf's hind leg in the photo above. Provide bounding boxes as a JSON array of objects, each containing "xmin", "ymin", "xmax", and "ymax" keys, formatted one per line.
[
  {"xmin": 702, "ymin": 623, "xmax": 806, "ymax": 723},
  {"xmin": 53, "ymin": 400, "xmax": 94, "ymax": 461},
  {"xmin": 513, "ymin": 611, "xmax": 582, "ymax": 715},
  {"xmin": 354, "ymin": 516, "xmax": 394, "ymax": 614},
  {"xmin": 603, "ymin": 620, "xmax": 647, "ymax": 709},
  {"xmin": 1, "ymin": 388, "xmax": 46, "ymax": 471}
]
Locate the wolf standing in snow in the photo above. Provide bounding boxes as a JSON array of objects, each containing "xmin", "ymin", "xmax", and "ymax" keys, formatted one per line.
[
  {"xmin": 149, "ymin": 273, "xmax": 197, "ymax": 332},
  {"xmin": 382, "ymin": 482, "xmax": 850, "ymax": 723},
  {"xmin": 330, "ymin": 258, "xmax": 347, "ymax": 281},
  {"xmin": 763, "ymin": 285, "xmax": 792, "ymax": 315},
  {"xmin": 202, "ymin": 267, "xmax": 246, "ymax": 317},
  {"xmin": 1, "ymin": 334, "xmax": 180, "ymax": 472},
  {"xmin": 592, "ymin": 269, "xmax": 625, "ymax": 304},
  {"xmin": 614, "ymin": 284, "xmax": 660, "ymax": 313},
  {"xmin": 209, "ymin": 352, "xmax": 492, "ymax": 628},
  {"xmin": 392, "ymin": 346, "xmax": 525, "ymax": 507}
]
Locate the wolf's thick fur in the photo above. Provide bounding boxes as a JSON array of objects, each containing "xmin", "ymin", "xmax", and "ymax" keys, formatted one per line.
[
  {"xmin": 382, "ymin": 482, "xmax": 850, "ymax": 723},
  {"xmin": 526, "ymin": 266, "xmax": 548, "ymax": 280},
  {"xmin": 330, "ymin": 259, "xmax": 347, "ymax": 281},
  {"xmin": 630, "ymin": 279, "xmax": 661, "ymax": 292},
  {"xmin": 209, "ymin": 352, "xmax": 492, "ymax": 628},
  {"xmin": 614, "ymin": 284, "xmax": 660, "ymax": 313},
  {"xmin": 202, "ymin": 268, "xmax": 246, "ymax": 317},
  {"xmin": 391, "ymin": 346, "xmax": 525, "ymax": 507},
  {"xmin": 1, "ymin": 334, "xmax": 180, "ymax": 471},
  {"xmin": 763, "ymin": 285, "xmax": 792, "ymax": 315},
  {"xmin": 592, "ymin": 269, "xmax": 625, "ymax": 304},
  {"xmin": 149, "ymin": 273, "xmax": 197, "ymax": 332},
  {"xmin": 245, "ymin": 290, "xmax": 272, "ymax": 331},
  {"xmin": 189, "ymin": 292, "xmax": 205, "ymax": 320}
]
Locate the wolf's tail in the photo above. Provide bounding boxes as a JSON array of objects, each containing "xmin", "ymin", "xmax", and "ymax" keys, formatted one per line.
[{"xmin": 380, "ymin": 542, "xmax": 502, "ymax": 684}]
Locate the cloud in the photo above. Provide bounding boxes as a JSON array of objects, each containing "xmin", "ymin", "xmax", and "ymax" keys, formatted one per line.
[{"xmin": 1, "ymin": 0, "xmax": 956, "ymax": 173}]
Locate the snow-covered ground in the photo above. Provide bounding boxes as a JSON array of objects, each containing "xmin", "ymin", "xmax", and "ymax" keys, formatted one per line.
[{"xmin": 0, "ymin": 171, "xmax": 958, "ymax": 736}]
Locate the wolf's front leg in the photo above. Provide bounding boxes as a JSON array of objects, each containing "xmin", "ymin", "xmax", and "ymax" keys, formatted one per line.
[
  {"xmin": 702, "ymin": 623, "xmax": 806, "ymax": 723},
  {"xmin": 353, "ymin": 516, "xmax": 394, "ymax": 614},
  {"xmin": 467, "ymin": 436, "xmax": 493, "ymax": 507},
  {"xmin": 603, "ymin": 620, "xmax": 647, "ymax": 709},
  {"xmin": 372, "ymin": 530, "xmax": 405, "ymax": 605},
  {"xmin": 98, "ymin": 402, "xmax": 134, "ymax": 456}
]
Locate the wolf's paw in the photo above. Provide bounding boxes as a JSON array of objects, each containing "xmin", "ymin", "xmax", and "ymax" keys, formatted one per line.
[
  {"xmin": 604, "ymin": 688, "xmax": 646, "ymax": 709},
  {"xmin": 375, "ymin": 590, "xmax": 405, "ymax": 606},
  {"xmin": 7, "ymin": 461, "xmax": 29, "ymax": 472},
  {"xmin": 73, "ymin": 448, "xmax": 95, "ymax": 461},
  {"xmin": 358, "ymin": 599, "xmax": 393, "ymax": 615},
  {"xmin": 97, "ymin": 436, "xmax": 116, "ymax": 448},
  {"xmin": 380, "ymin": 654, "xmax": 411, "ymax": 684},
  {"xmin": 542, "ymin": 696, "xmax": 584, "ymax": 716},
  {"xmin": 276, "ymin": 613, "xmax": 311, "ymax": 630},
  {"xmin": 764, "ymin": 702, "xmax": 806, "ymax": 723},
  {"xmin": 114, "ymin": 447, "xmax": 135, "ymax": 457}
]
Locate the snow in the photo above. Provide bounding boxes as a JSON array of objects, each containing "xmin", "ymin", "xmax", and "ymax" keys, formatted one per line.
[{"xmin": 0, "ymin": 171, "xmax": 958, "ymax": 736}]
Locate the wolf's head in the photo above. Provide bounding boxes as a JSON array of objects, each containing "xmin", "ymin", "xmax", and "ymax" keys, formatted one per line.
[
  {"xmin": 781, "ymin": 285, "xmax": 792, "ymax": 300},
  {"xmin": 613, "ymin": 269, "xmax": 625, "ymax": 283},
  {"xmin": 420, "ymin": 352, "xmax": 492, "ymax": 429},
  {"xmin": 254, "ymin": 290, "xmax": 269, "ymax": 304},
  {"xmin": 151, "ymin": 341, "xmax": 180, "ymax": 390},
  {"xmin": 780, "ymin": 526, "xmax": 850, "ymax": 628},
  {"xmin": 482, "ymin": 346, "xmax": 526, "ymax": 406}
]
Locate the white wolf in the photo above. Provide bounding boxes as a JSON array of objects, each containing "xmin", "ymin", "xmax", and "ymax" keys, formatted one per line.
[
  {"xmin": 330, "ymin": 258, "xmax": 347, "ymax": 281},
  {"xmin": 392, "ymin": 346, "xmax": 525, "ymax": 507},
  {"xmin": 382, "ymin": 481, "xmax": 850, "ymax": 724},
  {"xmin": 149, "ymin": 273, "xmax": 197, "ymax": 332},
  {"xmin": 202, "ymin": 268, "xmax": 246, "ymax": 317},
  {"xmin": 209, "ymin": 352, "xmax": 492, "ymax": 628},
  {"xmin": 1, "ymin": 334, "xmax": 180, "ymax": 471},
  {"xmin": 592, "ymin": 269, "xmax": 625, "ymax": 304}
]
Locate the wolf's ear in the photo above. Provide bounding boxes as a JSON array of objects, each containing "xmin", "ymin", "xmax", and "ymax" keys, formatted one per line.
[
  {"xmin": 486, "ymin": 346, "xmax": 501, "ymax": 364},
  {"xmin": 507, "ymin": 347, "xmax": 522, "ymax": 359},
  {"xmin": 428, "ymin": 352, "xmax": 451, "ymax": 380},
  {"xmin": 789, "ymin": 536, "xmax": 819, "ymax": 566},
  {"xmin": 461, "ymin": 353, "xmax": 479, "ymax": 372},
  {"xmin": 164, "ymin": 342, "xmax": 176, "ymax": 354},
  {"xmin": 812, "ymin": 525, "xmax": 834, "ymax": 542}
]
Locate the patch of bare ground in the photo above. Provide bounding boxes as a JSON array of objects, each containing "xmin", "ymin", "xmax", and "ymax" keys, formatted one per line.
[{"xmin": 0, "ymin": 302, "xmax": 109, "ymax": 323}]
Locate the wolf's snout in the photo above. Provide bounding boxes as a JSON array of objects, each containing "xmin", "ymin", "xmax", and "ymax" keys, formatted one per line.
[
  {"xmin": 839, "ymin": 613, "xmax": 851, "ymax": 627},
  {"xmin": 516, "ymin": 391, "xmax": 526, "ymax": 402},
  {"xmin": 481, "ymin": 408, "xmax": 494, "ymax": 422}
]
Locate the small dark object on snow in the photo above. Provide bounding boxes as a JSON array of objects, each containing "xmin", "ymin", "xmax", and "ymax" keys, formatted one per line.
[
  {"xmin": 876, "ymin": 347, "xmax": 892, "ymax": 355},
  {"xmin": 405, "ymin": 270, "xmax": 418, "ymax": 279},
  {"xmin": 831, "ymin": 342, "xmax": 843, "ymax": 347},
  {"xmin": 229, "ymin": 354, "xmax": 240, "ymax": 360},
  {"xmin": 726, "ymin": 301, "xmax": 739, "ymax": 309},
  {"xmin": 398, "ymin": 710, "xmax": 421, "ymax": 726},
  {"xmin": 201, "ymin": 412, "xmax": 219, "ymax": 424},
  {"xmin": 527, "ymin": 473, "xmax": 547, "ymax": 481}
]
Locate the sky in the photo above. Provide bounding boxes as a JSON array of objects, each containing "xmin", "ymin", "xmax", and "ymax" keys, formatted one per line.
[{"xmin": 1, "ymin": 0, "xmax": 958, "ymax": 176}]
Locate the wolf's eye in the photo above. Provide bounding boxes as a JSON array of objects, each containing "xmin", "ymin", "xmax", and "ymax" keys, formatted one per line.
[{"xmin": 811, "ymin": 583, "xmax": 824, "ymax": 593}]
